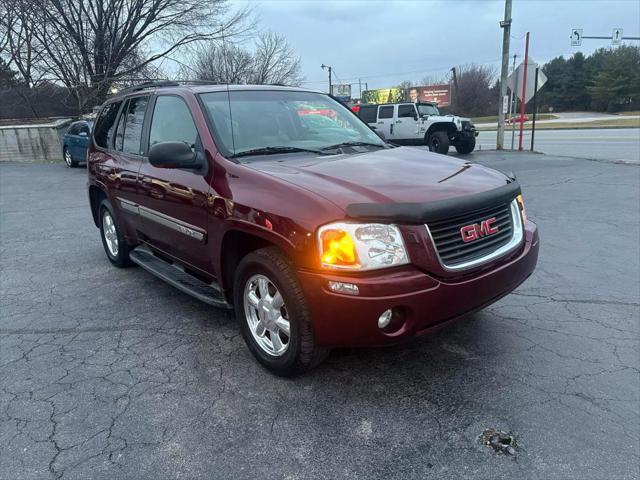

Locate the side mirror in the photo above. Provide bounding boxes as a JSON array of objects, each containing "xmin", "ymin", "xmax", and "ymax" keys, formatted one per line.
[{"xmin": 149, "ymin": 141, "xmax": 203, "ymax": 169}]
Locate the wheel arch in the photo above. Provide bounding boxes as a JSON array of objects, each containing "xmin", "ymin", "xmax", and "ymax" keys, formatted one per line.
[
  {"xmin": 89, "ymin": 185, "xmax": 107, "ymax": 227},
  {"xmin": 425, "ymin": 122, "xmax": 458, "ymax": 139},
  {"xmin": 219, "ymin": 228, "xmax": 293, "ymax": 303}
]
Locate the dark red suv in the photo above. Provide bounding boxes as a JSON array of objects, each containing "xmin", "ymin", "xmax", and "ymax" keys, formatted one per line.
[{"xmin": 87, "ymin": 81, "xmax": 539, "ymax": 376}]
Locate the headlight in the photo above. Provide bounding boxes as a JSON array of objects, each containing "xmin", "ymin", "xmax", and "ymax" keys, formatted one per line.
[
  {"xmin": 318, "ymin": 222, "xmax": 409, "ymax": 271},
  {"xmin": 516, "ymin": 194, "xmax": 527, "ymax": 223}
]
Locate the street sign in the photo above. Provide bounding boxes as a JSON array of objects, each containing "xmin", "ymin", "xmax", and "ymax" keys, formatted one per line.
[
  {"xmin": 507, "ymin": 58, "xmax": 547, "ymax": 104},
  {"xmin": 612, "ymin": 28, "xmax": 623, "ymax": 45},
  {"xmin": 331, "ymin": 84, "xmax": 352, "ymax": 102},
  {"xmin": 571, "ymin": 28, "xmax": 583, "ymax": 46},
  {"xmin": 502, "ymin": 95, "xmax": 509, "ymax": 114}
]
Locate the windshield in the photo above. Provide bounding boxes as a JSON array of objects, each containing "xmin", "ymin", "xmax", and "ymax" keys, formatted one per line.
[
  {"xmin": 199, "ymin": 90, "xmax": 385, "ymax": 159},
  {"xmin": 417, "ymin": 104, "xmax": 440, "ymax": 116}
]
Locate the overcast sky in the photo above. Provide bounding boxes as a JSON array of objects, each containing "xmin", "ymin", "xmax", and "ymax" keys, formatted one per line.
[{"xmin": 232, "ymin": 0, "xmax": 640, "ymax": 93}]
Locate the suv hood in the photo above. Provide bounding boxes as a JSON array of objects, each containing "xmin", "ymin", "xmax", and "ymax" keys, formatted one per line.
[{"xmin": 243, "ymin": 146, "xmax": 511, "ymax": 212}]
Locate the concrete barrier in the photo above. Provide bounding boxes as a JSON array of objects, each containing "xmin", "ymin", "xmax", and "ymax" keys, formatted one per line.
[{"xmin": 0, "ymin": 119, "xmax": 72, "ymax": 162}]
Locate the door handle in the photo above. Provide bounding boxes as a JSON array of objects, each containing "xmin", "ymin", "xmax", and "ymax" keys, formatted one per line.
[{"xmin": 396, "ymin": 120, "xmax": 403, "ymax": 123}]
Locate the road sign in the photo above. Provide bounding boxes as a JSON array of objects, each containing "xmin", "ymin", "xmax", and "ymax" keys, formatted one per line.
[
  {"xmin": 571, "ymin": 28, "xmax": 582, "ymax": 46},
  {"xmin": 612, "ymin": 28, "xmax": 623, "ymax": 45},
  {"xmin": 507, "ymin": 58, "xmax": 547, "ymax": 104},
  {"xmin": 502, "ymin": 95, "xmax": 509, "ymax": 114}
]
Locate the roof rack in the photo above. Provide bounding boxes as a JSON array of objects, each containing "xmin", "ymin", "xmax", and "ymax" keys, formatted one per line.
[{"xmin": 114, "ymin": 80, "xmax": 226, "ymax": 96}]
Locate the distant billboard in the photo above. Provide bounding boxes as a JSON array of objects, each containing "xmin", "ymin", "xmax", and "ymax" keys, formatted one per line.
[
  {"xmin": 331, "ymin": 84, "xmax": 352, "ymax": 102},
  {"xmin": 362, "ymin": 87, "xmax": 404, "ymax": 104},
  {"xmin": 406, "ymin": 84, "xmax": 451, "ymax": 106}
]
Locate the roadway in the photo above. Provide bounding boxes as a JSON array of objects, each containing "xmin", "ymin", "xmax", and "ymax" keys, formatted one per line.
[{"xmin": 476, "ymin": 128, "xmax": 640, "ymax": 163}]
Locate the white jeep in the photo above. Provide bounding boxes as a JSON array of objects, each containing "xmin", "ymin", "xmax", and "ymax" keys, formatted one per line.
[{"xmin": 357, "ymin": 102, "xmax": 478, "ymax": 154}]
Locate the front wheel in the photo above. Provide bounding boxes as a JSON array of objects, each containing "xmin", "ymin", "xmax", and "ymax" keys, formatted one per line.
[
  {"xmin": 234, "ymin": 247, "xmax": 329, "ymax": 376},
  {"xmin": 455, "ymin": 137, "xmax": 476, "ymax": 154},
  {"xmin": 427, "ymin": 131, "xmax": 450, "ymax": 154},
  {"xmin": 63, "ymin": 147, "xmax": 78, "ymax": 168}
]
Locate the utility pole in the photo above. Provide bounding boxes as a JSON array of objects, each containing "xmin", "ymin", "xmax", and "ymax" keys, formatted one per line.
[
  {"xmin": 321, "ymin": 64, "xmax": 332, "ymax": 94},
  {"xmin": 450, "ymin": 67, "xmax": 459, "ymax": 113},
  {"xmin": 359, "ymin": 79, "xmax": 362, "ymax": 99},
  {"xmin": 497, "ymin": 0, "xmax": 512, "ymax": 150}
]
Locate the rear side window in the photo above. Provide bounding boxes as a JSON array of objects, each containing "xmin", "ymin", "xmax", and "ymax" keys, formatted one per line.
[
  {"xmin": 398, "ymin": 105, "xmax": 416, "ymax": 118},
  {"xmin": 149, "ymin": 96, "xmax": 198, "ymax": 147},
  {"xmin": 358, "ymin": 105, "xmax": 377, "ymax": 123},
  {"xmin": 78, "ymin": 123, "xmax": 90, "ymax": 135},
  {"xmin": 94, "ymin": 102, "xmax": 122, "ymax": 148},
  {"xmin": 122, "ymin": 96, "xmax": 149, "ymax": 154},
  {"xmin": 378, "ymin": 105, "xmax": 394, "ymax": 119},
  {"xmin": 67, "ymin": 123, "xmax": 79, "ymax": 135}
]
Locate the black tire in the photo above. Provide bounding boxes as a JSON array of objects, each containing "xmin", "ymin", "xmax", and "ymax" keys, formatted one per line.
[
  {"xmin": 427, "ymin": 131, "xmax": 450, "ymax": 154},
  {"xmin": 63, "ymin": 147, "xmax": 78, "ymax": 168},
  {"xmin": 98, "ymin": 199, "xmax": 133, "ymax": 267},
  {"xmin": 455, "ymin": 137, "xmax": 476, "ymax": 154},
  {"xmin": 234, "ymin": 247, "xmax": 329, "ymax": 376}
]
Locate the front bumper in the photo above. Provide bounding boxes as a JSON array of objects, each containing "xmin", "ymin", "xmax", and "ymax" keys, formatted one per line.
[{"xmin": 298, "ymin": 221, "xmax": 539, "ymax": 347}]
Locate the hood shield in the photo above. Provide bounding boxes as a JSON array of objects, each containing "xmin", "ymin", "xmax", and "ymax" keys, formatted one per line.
[{"xmin": 346, "ymin": 181, "xmax": 521, "ymax": 224}]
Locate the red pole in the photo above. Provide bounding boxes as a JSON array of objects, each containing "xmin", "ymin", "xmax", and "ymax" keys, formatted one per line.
[{"xmin": 518, "ymin": 32, "xmax": 530, "ymax": 151}]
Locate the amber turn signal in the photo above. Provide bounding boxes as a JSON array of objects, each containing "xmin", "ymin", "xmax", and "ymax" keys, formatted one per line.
[
  {"xmin": 516, "ymin": 194, "xmax": 527, "ymax": 224},
  {"xmin": 320, "ymin": 229, "xmax": 358, "ymax": 267}
]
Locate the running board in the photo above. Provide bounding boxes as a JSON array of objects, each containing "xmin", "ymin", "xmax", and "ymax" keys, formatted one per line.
[{"xmin": 129, "ymin": 246, "xmax": 231, "ymax": 309}]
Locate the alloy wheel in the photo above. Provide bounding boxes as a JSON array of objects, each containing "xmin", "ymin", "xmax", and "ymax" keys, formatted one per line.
[
  {"xmin": 243, "ymin": 274, "xmax": 290, "ymax": 357},
  {"xmin": 102, "ymin": 210, "xmax": 119, "ymax": 257},
  {"xmin": 64, "ymin": 149, "xmax": 73, "ymax": 167}
]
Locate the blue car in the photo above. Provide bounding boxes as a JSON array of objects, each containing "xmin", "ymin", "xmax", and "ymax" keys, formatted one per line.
[{"xmin": 62, "ymin": 120, "xmax": 92, "ymax": 167}]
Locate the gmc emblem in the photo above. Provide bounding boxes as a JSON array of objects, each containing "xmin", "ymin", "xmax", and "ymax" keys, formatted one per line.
[{"xmin": 460, "ymin": 217, "xmax": 499, "ymax": 243}]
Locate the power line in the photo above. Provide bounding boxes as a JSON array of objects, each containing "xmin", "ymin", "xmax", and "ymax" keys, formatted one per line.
[{"xmin": 298, "ymin": 58, "xmax": 503, "ymax": 86}]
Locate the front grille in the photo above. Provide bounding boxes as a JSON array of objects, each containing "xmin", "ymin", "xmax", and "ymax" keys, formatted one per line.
[{"xmin": 428, "ymin": 202, "xmax": 514, "ymax": 267}]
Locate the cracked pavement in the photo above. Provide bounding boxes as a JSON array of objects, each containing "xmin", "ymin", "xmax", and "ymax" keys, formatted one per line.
[{"xmin": 1, "ymin": 151, "xmax": 638, "ymax": 479}]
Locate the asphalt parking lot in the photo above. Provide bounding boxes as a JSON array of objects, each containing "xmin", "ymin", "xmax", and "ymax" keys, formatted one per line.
[{"xmin": 1, "ymin": 151, "xmax": 638, "ymax": 479}]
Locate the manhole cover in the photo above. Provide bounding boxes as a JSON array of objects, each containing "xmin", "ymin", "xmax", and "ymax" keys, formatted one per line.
[{"xmin": 479, "ymin": 428, "xmax": 517, "ymax": 455}]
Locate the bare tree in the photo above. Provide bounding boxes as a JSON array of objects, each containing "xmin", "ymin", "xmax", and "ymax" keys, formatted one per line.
[
  {"xmin": 191, "ymin": 43, "xmax": 253, "ymax": 84},
  {"xmin": 190, "ymin": 31, "xmax": 303, "ymax": 86},
  {"xmin": 1, "ymin": 0, "xmax": 250, "ymax": 113},
  {"xmin": 454, "ymin": 64, "xmax": 497, "ymax": 116},
  {"xmin": 0, "ymin": 0, "xmax": 47, "ymax": 87},
  {"xmin": 397, "ymin": 80, "xmax": 413, "ymax": 90},
  {"xmin": 250, "ymin": 32, "xmax": 303, "ymax": 86}
]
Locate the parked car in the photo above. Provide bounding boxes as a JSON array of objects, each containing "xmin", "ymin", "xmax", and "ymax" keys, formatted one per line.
[
  {"xmin": 357, "ymin": 102, "xmax": 478, "ymax": 154},
  {"xmin": 62, "ymin": 120, "xmax": 92, "ymax": 167},
  {"xmin": 507, "ymin": 115, "xmax": 530, "ymax": 124},
  {"xmin": 87, "ymin": 81, "xmax": 539, "ymax": 376}
]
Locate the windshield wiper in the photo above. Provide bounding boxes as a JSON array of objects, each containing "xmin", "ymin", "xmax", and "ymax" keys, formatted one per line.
[
  {"xmin": 231, "ymin": 146, "xmax": 326, "ymax": 158},
  {"xmin": 319, "ymin": 141, "xmax": 387, "ymax": 151}
]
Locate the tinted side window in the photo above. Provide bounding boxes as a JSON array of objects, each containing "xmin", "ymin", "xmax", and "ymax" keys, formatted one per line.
[
  {"xmin": 378, "ymin": 106, "xmax": 394, "ymax": 119},
  {"xmin": 78, "ymin": 123, "xmax": 90, "ymax": 135},
  {"xmin": 122, "ymin": 96, "xmax": 149, "ymax": 154},
  {"xmin": 114, "ymin": 100, "xmax": 128, "ymax": 152},
  {"xmin": 398, "ymin": 105, "xmax": 416, "ymax": 118},
  {"xmin": 94, "ymin": 102, "xmax": 122, "ymax": 148},
  {"xmin": 149, "ymin": 96, "xmax": 198, "ymax": 147},
  {"xmin": 359, "ymin": 106, "xmax": 377, "ymax": 123},
  {"xmin": 67, "ymin": 124, "xmax": 79, "ymax": 135}
]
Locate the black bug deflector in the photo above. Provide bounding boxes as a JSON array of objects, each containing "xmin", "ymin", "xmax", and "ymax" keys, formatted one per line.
[{"xmin": 345, "ymin": 180, "xmax": 521, "ymax": 224}]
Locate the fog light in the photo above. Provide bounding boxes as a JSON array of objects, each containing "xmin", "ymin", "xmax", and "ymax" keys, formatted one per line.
[
  {"xmin": 328, "ymin": 281, "xmax": 359, "ymax": 295},
  {"xmin": 378, "ymin": 309, "xmax": 393, "ymax": 329}
]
